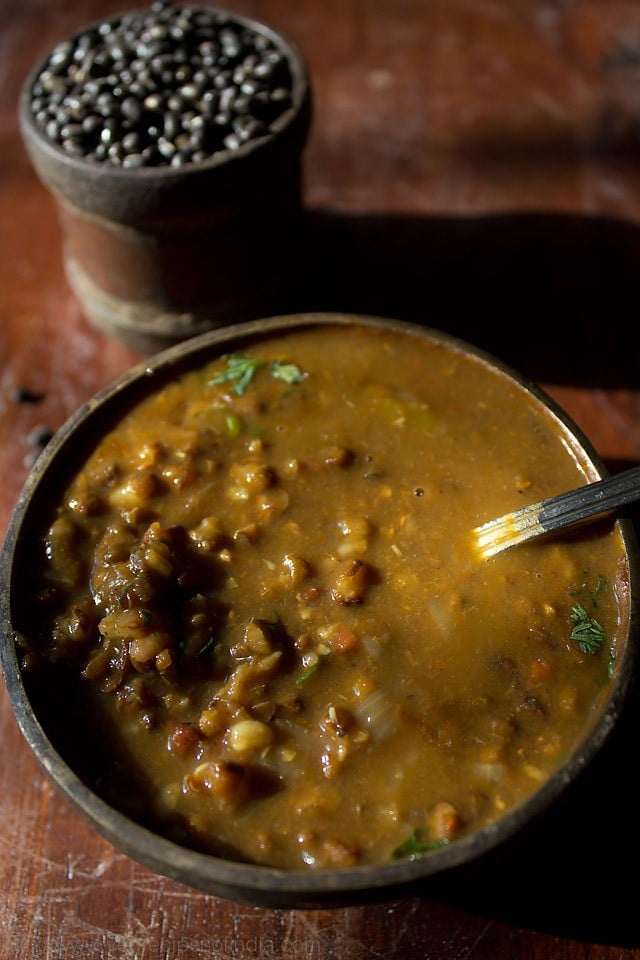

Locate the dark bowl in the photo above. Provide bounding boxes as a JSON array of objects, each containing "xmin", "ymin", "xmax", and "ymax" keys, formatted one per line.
[{"xmin": 1, "ymin": 312, "xmax": 638, "ymax": 908}]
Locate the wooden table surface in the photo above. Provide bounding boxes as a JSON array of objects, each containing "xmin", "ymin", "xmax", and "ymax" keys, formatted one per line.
[{"xmin": 4, "ymin": 1, "xmax": 640, "ymax": 957}]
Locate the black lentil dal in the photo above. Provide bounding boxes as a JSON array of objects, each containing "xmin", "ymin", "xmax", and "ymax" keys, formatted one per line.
[{"xmin": 14, "ymin": 323, "xmax": 631, "ymax": 869}]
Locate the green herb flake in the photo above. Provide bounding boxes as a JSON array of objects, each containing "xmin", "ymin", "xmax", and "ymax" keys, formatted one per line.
[
  {"xmin": 197, "ymin": 636, "xmax": 217, "ymax": 657},
  {"xmin": 116, "ymin": 581, "xmax": 134, "ymax": 606},
  {"xmin": 209, "ymin": 354, "xmax": 306, "ymax": 396},
  {"xmin": 594, "ymin": 574, "xmax": 607, "ymax": 601},
  {"xmin": 295, "ymin": 656, "xmax": 326, "ymax": 686},
  {"xmin": 209, "ymin": 354, "xmax": 265, "ymax": 395},
  {"xmin": 570, "ymin": 573, "xmax": 608, "ymax": 608},
  {"xmin": 226, "ymin": 414, "xmax": 242, "ymax": 437},
  {"xmin": 270, "ymin": 360, "xmax": 306, "ymax": 384},
  {"xmin": 139, "ymin": 609, "xmax": 152, "ymax": 626},
  {"xmin": 569, "ymin": 603, "xmax": 606, "ymax": 654},
  {"xmin": 391, "ymin": 828, "xmax": 451, "ymax": 861}
]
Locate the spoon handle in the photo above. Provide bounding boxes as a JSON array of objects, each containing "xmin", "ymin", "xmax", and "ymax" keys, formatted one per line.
[{"xmin": 474, "ymin": 463, "xmax": 640, "ymax": 559}]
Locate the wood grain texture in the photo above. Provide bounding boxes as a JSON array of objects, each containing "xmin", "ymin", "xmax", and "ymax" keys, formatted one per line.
[{"xmin": 3, "ymin": 1, "xmax": 640, "ymax": 957}]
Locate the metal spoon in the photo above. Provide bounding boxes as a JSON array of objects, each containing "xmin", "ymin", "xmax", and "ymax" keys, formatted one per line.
[{"xmin": 474, "ymin": 463, "xmax": 640, "ymax": 560}]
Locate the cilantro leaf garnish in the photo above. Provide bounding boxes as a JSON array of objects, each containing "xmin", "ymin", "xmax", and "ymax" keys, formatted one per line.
[
  {"xmin": 295, "ymin": 655, "xmax": 327, "ymax": 686},
  {"xmin": 391, "ymin": 828, "xmax": 450, "ymax": 861},
  {"xmin": 570, "ymin": 574, "xmax": 607, "ymax": 608},
  {"xmin": 209, "ymin": 355, "xmax": 265, "ymax": 395},
  {"xmin": 569, "ymin": 603, "xmax": 606, "ymax": 654},
  {"xmin": 271, "ymin": 360, "xmax": 306, "ymax": 384},
  {"xmin": 197, "ymin": 635, "xmax": 217, "ymax": 657},
  {"xmin": 593, "ymin": 574, "xmax": 607, "ymax": 602},
  {"xmin": 116, "ymin": 581, "xmax": 134, "ymax": 606},
  {"xmin": 210, "ymin": 354, "xmax": 307, "ymax": 396}
]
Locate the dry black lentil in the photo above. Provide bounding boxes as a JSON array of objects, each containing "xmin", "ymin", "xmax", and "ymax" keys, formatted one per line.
[
  {"xmin": 23, "ymin": 424, "xmax": 54, "ymax": 469},
  {"xmin": 28, "ymin": 0, "xmax": 295, "ymax": 167},
  {"xmin": 28, "ymin": 425, "xmax": 54, "ymax": 448},
  {"xmin": 11, "ymin": 386, "xmax": 45, "ymax": 404}
]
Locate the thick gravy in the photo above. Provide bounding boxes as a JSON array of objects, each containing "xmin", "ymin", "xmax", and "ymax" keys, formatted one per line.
[{"xmin": 17, "ymin": 322, "xmax": 630, "ymax": 869}]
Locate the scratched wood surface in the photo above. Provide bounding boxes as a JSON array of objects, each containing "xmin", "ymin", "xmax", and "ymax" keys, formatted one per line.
[{"xmin": 4, "ymin": 1, "xmax": 640, "ymax": 957}]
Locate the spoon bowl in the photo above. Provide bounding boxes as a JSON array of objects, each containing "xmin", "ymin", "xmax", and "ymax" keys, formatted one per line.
[{"xmin": 474, "ymin": 464, "xmax": 640, "ymax": 559}]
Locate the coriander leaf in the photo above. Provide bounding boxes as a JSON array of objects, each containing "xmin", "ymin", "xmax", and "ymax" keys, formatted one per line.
[
  {"xmin": 209, "ymin": 355, "xmax": 265, "ymax": 395},
  {"xmin": 570, "ymin": 574, "xmax": 608, "ymax": 607},
  {"xmin": 295, "ymin": 655, "xmax": 326, "ymax": 686},
  {"xmin": 116, "ymin": 581, "xmax": 134, "ymax": 606},
  {"xmin": 594, "ymin": 573, "xmax": 607, "ymax": 600},
  {"xmin": 271, "ymin": 360, "xmax": 306, "ymax": 384},
  {"xmin": 197, "ymin": 636, "xmax": 217, "ymax": 657},
  {"xmin": 391, "ymin": 828, "xmax": 450, "ymax": 861},
  {"xmin": 569, "ymin": 603, "xmax": 606, "ymax": 654}
]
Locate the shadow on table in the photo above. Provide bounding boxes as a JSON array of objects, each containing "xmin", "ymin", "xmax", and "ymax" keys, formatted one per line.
[{"xmin": 291, "ymin": 208, "xmax": 640, "ymax": 390}]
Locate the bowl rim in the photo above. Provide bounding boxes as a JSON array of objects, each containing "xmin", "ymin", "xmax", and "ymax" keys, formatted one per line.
[{"xmin": 2, "ymin": 311, "xmax": 638, "ymax": 908}]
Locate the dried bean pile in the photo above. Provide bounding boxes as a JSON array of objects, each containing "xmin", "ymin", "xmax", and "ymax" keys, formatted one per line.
[{"xmin": 27, "ymin": 0, "xmax": 295, "ymax": 167}]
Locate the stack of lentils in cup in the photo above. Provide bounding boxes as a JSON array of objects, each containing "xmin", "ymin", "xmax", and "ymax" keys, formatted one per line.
[{"xmin": 28, "ymin": 0, "xmax": 295, "ymax": 167}]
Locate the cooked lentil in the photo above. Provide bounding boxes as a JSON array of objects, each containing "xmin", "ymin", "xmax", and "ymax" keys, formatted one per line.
[{"xmin": 17, "ymin": 323, "xmax": 630, "ymax": 869}]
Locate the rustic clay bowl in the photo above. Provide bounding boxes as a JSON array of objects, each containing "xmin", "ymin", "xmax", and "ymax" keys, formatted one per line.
[{"xmin": 1, "ymin": 313, "xmax": 638, "ymax": 908}]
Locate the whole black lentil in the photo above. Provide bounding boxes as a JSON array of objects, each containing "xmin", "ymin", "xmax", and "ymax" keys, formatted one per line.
[
  {"xmin": 12, "ymin": 386, "xmax": 45, "ymax": 404},
  {"xmin": 24, "ymin": 425, "xmax": 55, "ymax": 468},
  {"xmin": 28, "ymin": 425, "xmax": 54, "ymax": 447},
  {"xmin": 29, "ymin": 0, "xmax": 295, "ymax": 167}
]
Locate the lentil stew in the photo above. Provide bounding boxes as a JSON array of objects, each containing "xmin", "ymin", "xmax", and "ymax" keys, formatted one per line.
[{"xmin": 8, "ymin": 316, "xmax": 633, "ymax": 871}]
